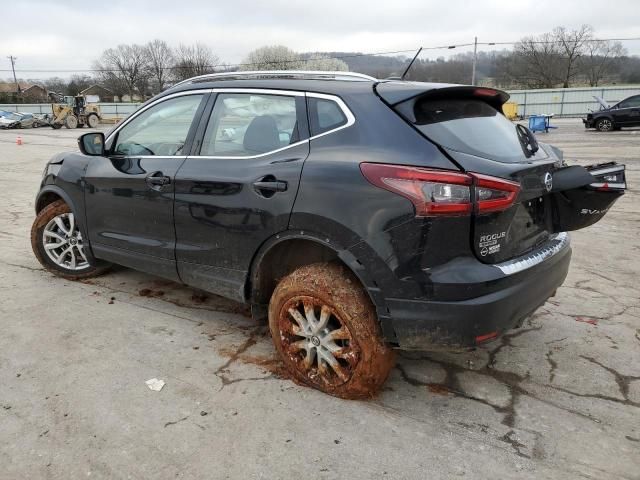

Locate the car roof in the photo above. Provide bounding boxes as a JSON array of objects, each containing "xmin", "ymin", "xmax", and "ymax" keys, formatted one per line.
[
  {"xmin": 165, "ymin": 78, "xmax": 376, "ymax": 97},
  {"xmin": 161, "ymin": 70, "xmax": 477, "ymax": 100}
]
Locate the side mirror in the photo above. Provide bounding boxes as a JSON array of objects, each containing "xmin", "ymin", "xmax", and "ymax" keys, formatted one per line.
[{"xmin": 78, "ymin": 132, "xmax": 105, "ymax": 156}]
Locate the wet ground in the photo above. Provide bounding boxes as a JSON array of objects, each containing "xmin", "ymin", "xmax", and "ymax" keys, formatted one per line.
[{"xmin": 0, "ymin": 120, "xmax": 638, "ymax": 479}]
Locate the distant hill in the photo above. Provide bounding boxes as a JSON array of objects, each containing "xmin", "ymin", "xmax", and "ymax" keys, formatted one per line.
[{"xmin": 300, "ymin": 52, "xmax": 410, "ymax": 78}]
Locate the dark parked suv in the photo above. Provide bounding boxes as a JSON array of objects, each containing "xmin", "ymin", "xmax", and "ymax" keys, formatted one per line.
[
  {"xmin": 583, "ymin": 94, "xmax": 640, "ymax": 131},
  {"xmin": 31, "ymin": 71, "xmax": 626, "ymax": 398}
]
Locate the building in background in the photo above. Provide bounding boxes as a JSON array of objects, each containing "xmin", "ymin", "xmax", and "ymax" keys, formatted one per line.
[{"xmin": 0, "ymin": 82, "xmax": 48, "ymax": 103}]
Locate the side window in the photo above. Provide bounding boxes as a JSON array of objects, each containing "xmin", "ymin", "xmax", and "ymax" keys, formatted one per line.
[
  {"xmin": 619, "ymin": 96, "xmax": 640, "ymax": 108},
  {"xmin": 200, "ymin": 93, "xmax": 299, "ymax": 156},
  {"xmin": 112, "ymin": 94, "xmax": 203, "ymax": 156},
  {"xmin": 625, "ymin": 95, "xmax": 640, "ymax": 108},
  {"xmin": 308, "ymin": 97, "xmax": 347, "ymax": 136}
]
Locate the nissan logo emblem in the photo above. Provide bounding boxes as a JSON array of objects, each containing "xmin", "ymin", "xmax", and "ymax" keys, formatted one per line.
[{"xmin": 544, "ymin": 172, "xmax": 553, "ymax": 192}]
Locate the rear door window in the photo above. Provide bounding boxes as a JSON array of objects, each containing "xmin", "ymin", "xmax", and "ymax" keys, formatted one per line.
[
  {"xmin": 200, "ymin": 93, "xmax": 300, "ymax": 157},
  {"xmin": 411, "ymin": 98, "xmax": 548, "ymax": 163}
]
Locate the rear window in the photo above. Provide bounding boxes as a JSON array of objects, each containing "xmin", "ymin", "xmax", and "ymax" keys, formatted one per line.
[{"xmin": 412, "ymin": 99, "xmax": 547, "ymax": 163}]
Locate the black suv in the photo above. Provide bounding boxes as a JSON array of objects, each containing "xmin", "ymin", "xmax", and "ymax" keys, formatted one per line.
[
  {"xmin": 583, "ymin": 94, "xmax": 640, "ymax": 131},
  {"xmin": 31, "ymin": 71, "xmax": 626, "ymax": 398}
]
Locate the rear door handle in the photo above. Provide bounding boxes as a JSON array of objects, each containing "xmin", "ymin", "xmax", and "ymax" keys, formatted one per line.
[
  {"xmin": 145, "ymin": 171, "xmax": 171, "ymax": 188},
  {"xmin": 252, "ymin": 180, "xmax": 288, "ymax": 192}
]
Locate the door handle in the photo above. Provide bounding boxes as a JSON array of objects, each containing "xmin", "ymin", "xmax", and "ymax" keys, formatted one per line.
[
  {"xmin": 252, "ymin": 179, "xmax": 288, "ymax": 192},
  {"xmin": 145, "ymin": 171, "xmax": 171, "ymax": 188}
]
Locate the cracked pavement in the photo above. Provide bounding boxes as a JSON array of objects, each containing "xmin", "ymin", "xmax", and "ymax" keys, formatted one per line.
[{"xmin": 0, "ymin": 121, "xmax": 638, "ymax": 479}]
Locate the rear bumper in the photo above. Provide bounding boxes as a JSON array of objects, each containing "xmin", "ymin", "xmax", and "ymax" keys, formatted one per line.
[{"xmin": 385, "ymin": 237, "xmax": 572, "ymax": 350}]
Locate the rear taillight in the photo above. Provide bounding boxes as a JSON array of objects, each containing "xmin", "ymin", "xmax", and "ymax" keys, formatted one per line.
[
  {"xmin": 360, "ymin": 163, "xmax": 472, "ymax": 216},
  {"xmin": 472, "ymin": 173, "xmax": 520, "ymax": 214},
  {"xmin": 360, "ymin": 163, "xmax": 520, "ymax": 216}
]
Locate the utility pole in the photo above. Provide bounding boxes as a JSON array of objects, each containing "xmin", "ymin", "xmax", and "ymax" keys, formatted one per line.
[
  {"xmin": 7, "ymin": 56, "xmax": 19, "ymax": 94},
  {"xmin": 471, "ymin": 37, "xmax": 478, "ymax": 85}
]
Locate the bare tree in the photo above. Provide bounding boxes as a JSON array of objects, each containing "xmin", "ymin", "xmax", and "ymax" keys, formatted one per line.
[
  {"xmin": 42, "ymin": 77, "xmax": 68, "ymax": 96},
  {"xmin": 239, "ymin": 45, "xmax": 303, "ymax": 71},
  {"xmin": 145, "ymin": 39, "xmax": 174, "ymax": 93},
  {"xmin": 67, "ymin": 74, "xmax": 94, "ymax": 95},
  {"xmin": 555, "ymin": 25, "xmax": 594, "ymax": 87},
  {"xmin": 509, "ymin": 32, "xmax": 564, "ymax": 88},
  {"xmin": 93, "ymin": 44, "xmax": 148, "ymax": 101},
  {"xmin": 581, "ymin": 40, "xmax": 626, "ymax": 86},
  {"xmin": 172, "ymin": 43, "xmax": 219, "ymax": 81},
  {"xmin": 506, "ymin": 25, "xmax": 595, "ymax": 88}
]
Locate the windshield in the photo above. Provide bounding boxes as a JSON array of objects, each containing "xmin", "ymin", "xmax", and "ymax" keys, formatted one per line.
[
  {"xmin": 2, "ymin": 113, "xmax": 21, "ymax": 121},
  {"xmin": 413, "ymin": 99, "xmax": 548, "ymax": 163}
]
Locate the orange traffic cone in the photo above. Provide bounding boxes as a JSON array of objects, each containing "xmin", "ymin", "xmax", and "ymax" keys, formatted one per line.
[{"xmin": 16, "ymin": 136, "xmax": 23, "ymax": 145}]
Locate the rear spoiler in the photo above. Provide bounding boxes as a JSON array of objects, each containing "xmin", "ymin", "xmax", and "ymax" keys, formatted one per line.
[{"xmin": 375, "ymin": 82, "xmax": 510, "ymax": 111}]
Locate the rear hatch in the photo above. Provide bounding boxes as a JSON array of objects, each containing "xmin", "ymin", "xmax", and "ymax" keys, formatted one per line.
[{"xmin": 376, "ymin": 82, "xmax": 626, "ymax": 264}]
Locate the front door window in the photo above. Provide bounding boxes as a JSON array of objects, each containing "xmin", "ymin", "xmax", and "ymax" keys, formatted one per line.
[{"xmin": 113, "ymin": 94, "xmax": 204, "ymax": 157}]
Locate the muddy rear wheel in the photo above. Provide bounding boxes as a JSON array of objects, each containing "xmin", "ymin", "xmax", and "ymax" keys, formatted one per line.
[
  {"xmin": 269, "ymin": 262, "xmax": 395, "ymax": 399},
  {"xmin": 31, "ymin": 200, "xmax": 110, "ymax": 280}
]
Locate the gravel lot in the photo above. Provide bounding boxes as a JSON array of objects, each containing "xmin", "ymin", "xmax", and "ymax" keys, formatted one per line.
[{"xmin": 0, "ymin": 120, "xmax": 638, "ymax": 479}]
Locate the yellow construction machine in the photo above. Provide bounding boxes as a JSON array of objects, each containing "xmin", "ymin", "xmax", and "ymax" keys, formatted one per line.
[{"xmin": 50, "ymin": 96, "xmax": 101, "ymax": 129}]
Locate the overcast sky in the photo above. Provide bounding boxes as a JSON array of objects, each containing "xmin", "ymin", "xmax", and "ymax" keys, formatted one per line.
[{"xmin": 3, "ymin": 0, "xmax": 640, "ymax": 79}]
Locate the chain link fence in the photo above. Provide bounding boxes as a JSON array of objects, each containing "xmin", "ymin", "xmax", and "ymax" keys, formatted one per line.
[
  {"xmin": 507, "ymin": 86, "xmax": 640, "ymax": 118},
  {"xmin": 0, "ymin": 103, "xmax": 140, "ymax": 121}
]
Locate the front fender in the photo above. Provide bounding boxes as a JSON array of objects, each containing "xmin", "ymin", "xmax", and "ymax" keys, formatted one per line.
[
  {"xmin": 35, "ymin": 152, "xmax": 94, "ymax": 259},
  {"xmin": 35, "ymin": 185, "xmax": 97, "ymax": 263}
]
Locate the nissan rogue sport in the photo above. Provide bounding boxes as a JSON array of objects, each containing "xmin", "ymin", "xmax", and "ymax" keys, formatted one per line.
[{"xmin": 31, "ymin": 71, "xmax": 626, "ymax": 398}]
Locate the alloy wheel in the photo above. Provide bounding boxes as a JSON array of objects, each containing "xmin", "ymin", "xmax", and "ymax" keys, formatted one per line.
[
  {"xmin": 278, "ymin": 296, "xmax": 360, "ymax": 388},
  {"xmin": 598, "ymin": 119, "xmax": 612, "ymax": 131},
  {"xmin": 42, "ymin": 212, "xmax": 90, "ymax": 271}
]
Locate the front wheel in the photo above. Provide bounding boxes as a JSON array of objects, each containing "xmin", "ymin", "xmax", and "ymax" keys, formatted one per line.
[
  {"xmin": 31, "ymin": 200, "xmax": 110, "ymax": 280},
  {"xmin": 64, "ymin": 115, "xmax": 78, "ymax": 129},
  {"xmin": 268, "ymin": 263, "xmax": 395, "ymax": 399},
  {"xmin": 596, "ymin": 118, "xmax": 613, "ymax": 132},
  {"xmin": 87, "ymin": 113, "xmax": 99, "ymax": 128}
]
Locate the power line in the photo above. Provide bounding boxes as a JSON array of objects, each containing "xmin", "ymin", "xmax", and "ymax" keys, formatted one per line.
[
  {"xmin": 479, "ymin": 36, "xmax": 640, "ymax": 46},
  {"xmin": 1, "ymin": 36, "xmax": 639, "ymax": 75},
  {"xmin": 0, "ymin": 49, "xmax": 420, "ymax": 74}
]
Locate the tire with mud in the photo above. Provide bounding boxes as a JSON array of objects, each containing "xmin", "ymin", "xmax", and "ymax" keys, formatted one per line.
[
  {"xmin": 31, "ymin": 200, "xmax": 110, "ymax": 280},
  {"xmin": 64, "ymin": 115, "xmax": 78, "ymax": 129},
  {"xmin": 87, "ymin": 113, "xmax": 99, "ymax": 128},
  {"xmin": 269, "ymin": 262, "xmax": 395, "ymax": 399}
]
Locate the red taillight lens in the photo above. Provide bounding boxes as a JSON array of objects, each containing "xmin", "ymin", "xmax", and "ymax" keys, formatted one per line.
[
  {"xmin": 360, "ymin": 163, "xmax": 473, "ymax": 216},
  {"xmin": 471, "ymin": 173, "xmax": 520, "ymax": 214},
  {"xmin": 474, "ymin": 88, "xmax": 499, "ymax": 97},
  {"xmin": 360, "ymin": 163, "xmax": 520, "ymax": 217}
]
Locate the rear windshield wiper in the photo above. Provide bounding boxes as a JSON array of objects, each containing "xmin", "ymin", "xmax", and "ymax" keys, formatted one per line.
[{"xmin": 516, "ymin": 124, "xmax": 539, "ymax": 158}]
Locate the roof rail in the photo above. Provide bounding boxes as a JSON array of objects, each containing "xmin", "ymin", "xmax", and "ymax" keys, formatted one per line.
[{"xmin": 172, "ymin": 70, "xmax": 377, "ymax": 87}]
